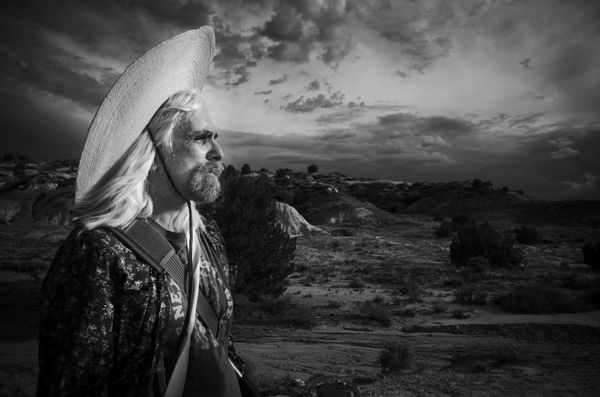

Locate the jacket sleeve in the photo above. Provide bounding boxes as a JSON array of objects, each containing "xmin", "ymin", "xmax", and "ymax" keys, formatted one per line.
[{"xmin": 37, "ymin": 229, "xmax": 117, "ymax": 397}]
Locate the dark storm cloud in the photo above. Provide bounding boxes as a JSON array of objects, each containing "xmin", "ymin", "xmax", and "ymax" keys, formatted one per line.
[
  {"xmin": 210, "ymin": 15, "xmax": 266, "ymax": 87},
  {"xmin": 0, "ymin": 18, "xmax": 113, "ymax": 110},
  {"xmin": 257, "ymin": 0, "xmax": 354, "ymax": 67},
  {"xmin": 306, "ymin": 79, "xmax": 320, "ymax": 90},
  {"xmin": 282, "ymin": 91, "xmax": 345, "ymax": 113}
]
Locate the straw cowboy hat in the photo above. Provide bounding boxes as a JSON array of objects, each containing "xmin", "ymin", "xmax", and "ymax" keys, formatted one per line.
[{"xmin": 75, "ymin": 26, "xmax": 216, "ymax": 203}]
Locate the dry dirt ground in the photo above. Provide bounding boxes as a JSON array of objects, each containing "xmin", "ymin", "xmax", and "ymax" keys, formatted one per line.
[{"xmin": 1, "ymin": 216, "xmax": 600, "ymax": 396}]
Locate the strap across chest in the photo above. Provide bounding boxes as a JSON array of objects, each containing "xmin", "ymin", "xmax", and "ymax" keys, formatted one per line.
[{"xmin": 110, "ymin": 219, "xmax": 228, "ymax": 345}]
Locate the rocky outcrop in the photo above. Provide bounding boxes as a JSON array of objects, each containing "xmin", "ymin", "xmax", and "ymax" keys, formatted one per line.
[{"xmin": 274, "ymin": 201, "xmax": 326, "ymax": 237}]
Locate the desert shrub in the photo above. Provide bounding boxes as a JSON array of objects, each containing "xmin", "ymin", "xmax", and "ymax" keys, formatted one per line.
[
  {"xmin": 240, "ymin": 163, "xmax": 251, "ymax": 175},
  {"xmin": 398, "ymin": 281, "xmax": 423, "ymax": 303},
  {"xmin": 582, "ymin": 241, "xmax": 600, "ymax": 270},
  {"xmin": 515, "ymin": 224, "xmax": 540, "ymax": 244},
  {"xmin": 432, "ymin": 303, "xmax": 449, "ymax": 313},
  {"xmin": 259, "ymin": 297, "xmax": 316, "ymax": 328},
  {"xmin": 451, "ymin": 214, "xmax": 475, "ymax": 226},
  {"xmin": 490, "ymin": 344, "xmax": 525, "ymax": 367},
  {"xmin": 361, "ymin": 302, "xmax": 392, "ymax": 326},
  {"xmin": 394, "ymin": 307, "xmax": 417, "ymax": 317},
  {"xmin": 373, "ymin": 295, "xmax": 384, "ymax": 303},
  {"xmin": 434, "ymin": 220, "xmax": 454, "ymax": 238},
  {"xmin": 454, "ymin": 285, "xmax": 487, "ymax": 305},
  {"xmin": 495, "ymin": 284, "xmax": 587, "ymax": 314},
  {"xmin": 331, "ymin": 227, "xmax": 355, "ymax": 237},
  {"xmin": 293, "ymin": 263, "xmax": 309, "ymax": 273},
  {"xmin": 561, "ymin": 273, "xmax": 597, "ymax": 290},
  {"xmin": 441, "ymin": 277, "xmax": 463, "ymax": 288},
  {"xmin": 465, "ymin": 256, "xmax": 490, "ymax": 272},
  {"xmin": 582, "ymin": 286, "xmax": 600, "ymax": 309},
  {"xmin": 215, "ymin": 169, "xmax": 296, "ymax": 300},
  {"xmin": 450, "ymin": 221, "xmax": 524, "ymax": 268},
  {"xmin": 348, "ymin": 278, "xmax": 365, "ymax": 289},
  {"xmin": 452, "ymin": 309, "xmax": 469, "ymax": 319},
  {"xmin": 307, "ymin": 164, "xmax": 318, "ymax": 173},
  {"xmin": 378, "ymin": 342, "xmax": 412, "ymax": 372},
  {"xmin": 432, "ymin": 215, "xmax": 444, "ymax": 222}
]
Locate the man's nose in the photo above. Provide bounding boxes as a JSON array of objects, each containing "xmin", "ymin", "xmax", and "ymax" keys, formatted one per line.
[{"xmin": 206, "ymin": 139, "xmax": 223, "ymax": 161}]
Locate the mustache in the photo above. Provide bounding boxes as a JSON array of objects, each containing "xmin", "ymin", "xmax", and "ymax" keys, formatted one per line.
[{"xmin": 198, "ymin": 161, "xmax": 224, "ymax": 177}]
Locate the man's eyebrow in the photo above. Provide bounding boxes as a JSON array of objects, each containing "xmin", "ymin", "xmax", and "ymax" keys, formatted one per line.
[{"xmin": 191, "ymin": 129, "xmax": 218, "ymax": 138}]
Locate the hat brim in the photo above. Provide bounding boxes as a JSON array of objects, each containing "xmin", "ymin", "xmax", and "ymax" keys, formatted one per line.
[{"xmin": 75, "ymin": 26, "xmax": 215, "ymax": 203}]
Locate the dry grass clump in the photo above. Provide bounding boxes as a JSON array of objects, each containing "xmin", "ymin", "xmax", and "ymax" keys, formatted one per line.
[
  {"xmin": 454, "ymin": 284, "xmax": 488, "ymax": 305},
  {"xmin": 514, "ymin": 224, "xmax": 540, "ymax": 244},
  {"xmin": 434, "ymin": 220, "xmax": 454, "ymax": 238},
  {"xmin": 361, "ymin": 302, "xmax": 392, "ymax": 326},
  {"xmin": 378, "ymin": 342, "xmax": 413, "ymax": 372},
  {"xmin": 348, "ymin": 278, "xmax": 365, "ymax": 289}
]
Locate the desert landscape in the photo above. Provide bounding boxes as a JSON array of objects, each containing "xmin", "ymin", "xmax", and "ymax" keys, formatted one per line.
[{"xmin": 1, "ymin": 158, "xmax": 599, "ymax": 396}]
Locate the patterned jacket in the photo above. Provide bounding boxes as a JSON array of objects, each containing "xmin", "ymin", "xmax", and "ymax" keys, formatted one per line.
[{"xmin": 36, "ymin": 221, "xmax": 237, "ymax": 397}]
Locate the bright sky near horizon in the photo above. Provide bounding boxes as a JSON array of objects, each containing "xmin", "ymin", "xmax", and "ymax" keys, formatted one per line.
[{"xmin": 1, "ymin": 0, "xmax": 599, "ymax": 199}]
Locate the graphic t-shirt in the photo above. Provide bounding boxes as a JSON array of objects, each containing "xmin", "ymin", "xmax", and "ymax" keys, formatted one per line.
[{"xmin": 160, "ymin": 227, "xmax": 240, "ymax": 397}]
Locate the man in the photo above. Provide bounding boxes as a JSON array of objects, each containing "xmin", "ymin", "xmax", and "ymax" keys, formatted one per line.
[{"xmin": 37, "ymin": 26, "xmax": 244, "ymax": 397}]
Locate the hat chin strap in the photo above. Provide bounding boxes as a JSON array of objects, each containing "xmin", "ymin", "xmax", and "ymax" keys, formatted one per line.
[{"xmin": 147, "ymin": 128, "xmax": 196, "ymax": 300}]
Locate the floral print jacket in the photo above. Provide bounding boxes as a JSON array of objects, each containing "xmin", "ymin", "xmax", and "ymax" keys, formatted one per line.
[{"xmin": 36, "ymin": 221, "xmax": 236, "ymax": 397}]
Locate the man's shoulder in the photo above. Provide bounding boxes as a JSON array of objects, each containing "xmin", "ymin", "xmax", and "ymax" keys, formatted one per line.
[
  {"xmin": 59, "ymin": 225, "xmax": 160, "ymax": 279},
  {"xmin": 64, "ymin": 226, "xmax": 130, "ymax": 257}
]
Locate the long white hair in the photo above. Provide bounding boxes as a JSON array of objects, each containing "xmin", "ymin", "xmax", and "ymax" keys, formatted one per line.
[{"xmin": 74, "ymin": 89, "xmax": 205, "ymax": 232}]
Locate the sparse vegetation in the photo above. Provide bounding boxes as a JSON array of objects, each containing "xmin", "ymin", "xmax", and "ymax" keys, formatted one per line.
[
  {"xmin": 495, "ymin": 284, "xmax": 588, "ymax": 314},
  {"xmin": 449, "ymin": 343, "xmax": 525, "ymax": 373},
  {"xmin": 348, "ymin": 278, "xmax": 365, "ymax": 289},
  {"xmin": 450, "ymin": 221, "xmax": 524, "ymax": 268},
  {"xmin": 378, "ymin": 342, "xmax": 412, "ymax": 372}
]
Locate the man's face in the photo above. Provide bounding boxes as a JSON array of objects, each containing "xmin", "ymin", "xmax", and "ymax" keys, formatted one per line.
[{"xmin": 163, "ymin": 109, "xmax": 224, "ymax": 204}]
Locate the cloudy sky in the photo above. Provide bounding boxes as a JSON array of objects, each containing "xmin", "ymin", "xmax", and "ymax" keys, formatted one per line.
[{"xmin": 1, "ymin": 0, "xmax": 599, "ymax": 199}]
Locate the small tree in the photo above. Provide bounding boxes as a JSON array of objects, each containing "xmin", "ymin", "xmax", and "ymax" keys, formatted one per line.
[
  {"xmin": 275, "ymin": 168, "xmax": 292, "ymax": 179},
  {"xmin": 582, "ymin": 241, "xmax": 600, "ymax": 270},
  {"xmin": 215, "ymin": 172, "xmax": 296, "ymax": 300},
  {"xmin": 307, "ymin": 164, "xmax": 318, "ymax": 173},
  {"xmin": 241, "ymin": 163, "xmax": 251, "ymax": 175}
]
